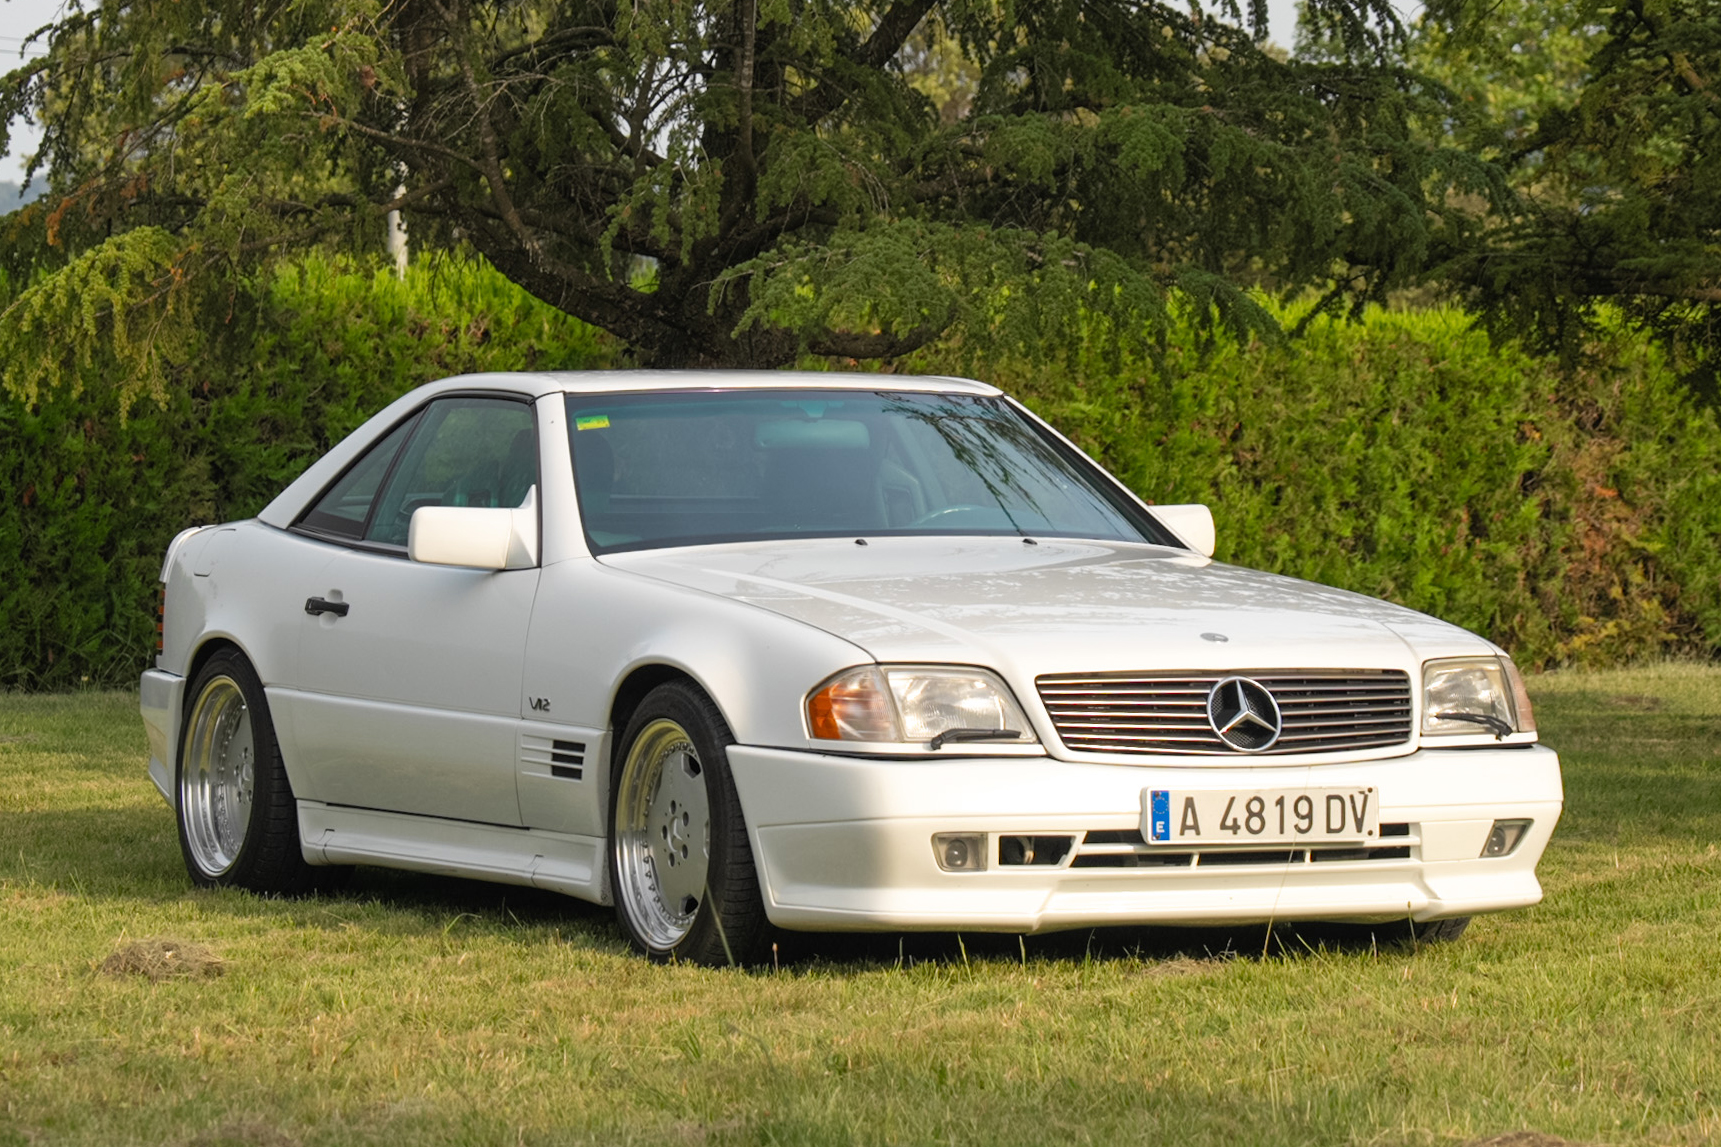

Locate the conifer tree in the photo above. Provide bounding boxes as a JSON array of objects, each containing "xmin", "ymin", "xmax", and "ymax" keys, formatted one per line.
[
  {"xmin": 1421, "ymin": 0, "xmax": 1721, "ymax": 392},
  {"xmin": 1, "ymin": 0, "xmax": 1495, "ymax": 404}
]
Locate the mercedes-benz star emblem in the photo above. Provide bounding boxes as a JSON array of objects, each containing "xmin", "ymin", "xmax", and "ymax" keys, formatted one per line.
[{"xmin": 1206, "ymin": 676, "xmax": 1283, "ymax": 752}]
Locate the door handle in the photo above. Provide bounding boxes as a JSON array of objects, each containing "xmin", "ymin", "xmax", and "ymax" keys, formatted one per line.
[{"xmin": 305, "ymin": 596, "xmax": 350, "ymax": 617}]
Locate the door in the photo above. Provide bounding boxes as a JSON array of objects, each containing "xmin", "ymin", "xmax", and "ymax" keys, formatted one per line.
[{"xmin": 287, "ymin": 395, "xmax": 542, "ymax": 825}]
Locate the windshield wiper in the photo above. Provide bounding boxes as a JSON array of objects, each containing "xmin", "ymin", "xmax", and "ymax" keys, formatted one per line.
[
  {"xmin": 1433, "ymin": 711, "xmax": 1513, "ymax": 739},
  {"xmin": 929, "ymin": 728, "xmax": 1023, "ymax": 751}
]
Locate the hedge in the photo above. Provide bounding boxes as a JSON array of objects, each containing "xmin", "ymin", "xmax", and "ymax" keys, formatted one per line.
[
  {"xmin": 968, "ymin": 309, "xmax": 1721, "ymax": 669},
  {"xmin": 0, "ymin": 257, "xmax": 616, "ymax": 689},
  {"xmin": 2, "ymin": 262, "xmax": 1716, "ymax": 689}
]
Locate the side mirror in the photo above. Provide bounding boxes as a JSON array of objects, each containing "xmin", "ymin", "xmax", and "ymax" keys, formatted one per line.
[
  {"xmin": 1153, "ymin": 503, "xmax": 1215, "ymax": 558},
  {"xmin": 408, "ymin": 487, "xmax": 539, "ymax": 570}
]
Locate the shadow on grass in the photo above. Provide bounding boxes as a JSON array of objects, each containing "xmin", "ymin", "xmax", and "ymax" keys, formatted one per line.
[
  {"xmin": 0, "ymin": 804, "xmax": 613, "ymax": 946},
  {"xmin": 6, "ymin": 802, "xmax": 1432, "ymax": 969},
  {"xmin": 766, "ymin": 917, "xmax": 1445, "ymax": 970},
  {"xmin": 14, "ymin": 698, "xmax": 1717, "ymax": 973}
]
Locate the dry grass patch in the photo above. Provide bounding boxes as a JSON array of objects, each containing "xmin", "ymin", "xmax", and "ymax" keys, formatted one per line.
[{"xmin": 99, "ymin": 937, "xmax": 226, "ymax": 982}]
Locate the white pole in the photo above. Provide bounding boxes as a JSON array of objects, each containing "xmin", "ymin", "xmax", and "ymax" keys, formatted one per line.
[{"xmin": 386, "ymin": 182, "xmax": 409, "ymax": 278}]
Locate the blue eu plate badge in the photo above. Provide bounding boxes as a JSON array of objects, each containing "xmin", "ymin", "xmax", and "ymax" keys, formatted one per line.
[{"xmin": 1148, "ymin": 790, "xmax": 1171, "ymax": 843}]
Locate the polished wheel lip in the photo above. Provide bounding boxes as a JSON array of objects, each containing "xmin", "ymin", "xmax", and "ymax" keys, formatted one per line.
[
  {"xmin": 179, "ymin": 676, "xmax": 256, "ymax": 877},
  {"xmin": 615, "ymin": 718, "xmax": 711, "ymax": 950}
]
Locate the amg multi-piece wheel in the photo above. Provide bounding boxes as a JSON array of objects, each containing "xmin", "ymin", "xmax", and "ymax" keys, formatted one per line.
[
  {"xmin": 608, "ymin": 682, "xmax": 768, "ymax": 965},
  {"xmin": 176, "ymin": 649, "xmax": 336, "ymax": 895}
]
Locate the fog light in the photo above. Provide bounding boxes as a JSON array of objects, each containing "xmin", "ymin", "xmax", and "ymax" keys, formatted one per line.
[
  {"xmin": 1481, "ymin": 819, "xmax": 1532, "ymax": 857},
  {"xmin": 933, "ymin": 832, "xmax": 987, "ymax": 872}
]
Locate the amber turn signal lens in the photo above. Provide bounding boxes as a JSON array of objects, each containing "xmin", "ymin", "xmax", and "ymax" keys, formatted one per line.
[
  {"xmin": 1501, "ymin": 656, "xmax": 1536, "ymax": 734},
  {"xmin": 805, "ymin": 667, "xmax": 899, "ymax": 741},
  {"xmin": 806, "ymin": 690, "xmax": 840, "ymax": 739}
]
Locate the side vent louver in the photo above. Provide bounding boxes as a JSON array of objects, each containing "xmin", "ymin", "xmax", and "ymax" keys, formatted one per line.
[{"xmin": 522, "ymin": 734, "xmax": 587, "ymax": 781}]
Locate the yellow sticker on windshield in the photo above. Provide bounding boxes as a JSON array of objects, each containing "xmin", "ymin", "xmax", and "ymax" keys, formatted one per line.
[{"xmin": 575, "ymin": 415, "xmax": 610, "ymax": 431}]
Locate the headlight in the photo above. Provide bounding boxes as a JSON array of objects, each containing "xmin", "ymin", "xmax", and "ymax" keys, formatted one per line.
[
  {"xmin": 806, "ymin": 666, "xmax": 1037, "ymax": 749},
  {"xmin": 1422, "ymin": 656, "xmax": 1536, "ymax": 738}
]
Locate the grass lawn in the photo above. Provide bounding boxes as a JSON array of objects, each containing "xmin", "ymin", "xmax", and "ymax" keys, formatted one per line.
[{"xmin": 2, "ymin": 666, "xmax": 1718, "ymax": 1146}]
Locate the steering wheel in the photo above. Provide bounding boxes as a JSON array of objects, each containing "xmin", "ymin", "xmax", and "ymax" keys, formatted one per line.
[{"xmin": 909, "ymin": 504, "xmax": 991, "ymax": 528}]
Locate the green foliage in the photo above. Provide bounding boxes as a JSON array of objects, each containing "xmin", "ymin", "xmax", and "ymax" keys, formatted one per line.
[
  {"xmin": 5, "ymin": 256, "xmax": 1715, "ymax": 687},
  {"xmin": 1406, "ymin": 0, "xmax": 1593, "ymax": 159},
  {"xmin": 0, "ymin": 256, "xmax": 615, "ymax": 689},
  {"xmin": 916, "ymin": 306, "xmax": 1721, "ymax": 668},
  {"xmin": 1419, "ymin": 0, "xmax": 1721, "ymax": 388},
  {"xmin": 0, "ymin": 227, "xmax": 191, "ymax": 412},
  {"xmin": 2, "ymin": 0, "xmax": 1491, "ymax": 384}
]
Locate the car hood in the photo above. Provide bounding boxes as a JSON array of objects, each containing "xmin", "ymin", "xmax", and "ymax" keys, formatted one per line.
[{"xmin": 598, "ymin": 536, "xmax": 1493, "ymax": 675}]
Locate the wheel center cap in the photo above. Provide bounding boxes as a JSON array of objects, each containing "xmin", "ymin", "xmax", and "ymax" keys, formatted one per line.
[{"xmin": 659, "ymin": 797, "xmax": 696, "ymax": 868}]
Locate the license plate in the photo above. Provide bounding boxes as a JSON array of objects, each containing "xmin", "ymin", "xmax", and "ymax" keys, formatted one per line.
[{"xmin": 1142, "ymin": 787, "xmax": 1379, "ymax": 846}]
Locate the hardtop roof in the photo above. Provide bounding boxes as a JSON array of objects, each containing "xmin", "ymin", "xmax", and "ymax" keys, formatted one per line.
[{"xmin": 442, "ymin": 369, "xmax": 1001, "ymax": 398}]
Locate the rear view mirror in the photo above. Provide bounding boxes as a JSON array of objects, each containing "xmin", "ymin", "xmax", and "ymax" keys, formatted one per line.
[
  {"xmin": 1153, "ymin": 503, "xmax": 1215, "ymax": 557},
  {"xmin": 408, "ymin": 487, "xmax": 539, "ymax": 570}
]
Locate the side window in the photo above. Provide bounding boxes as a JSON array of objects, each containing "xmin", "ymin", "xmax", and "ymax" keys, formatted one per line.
[
  {"xmin": 296, "ymin": 416, "xmax": 418, "ymax": 540},
  {"xmin": 365, "ymin": 397, "xmax": 537, "ymax": 547}
]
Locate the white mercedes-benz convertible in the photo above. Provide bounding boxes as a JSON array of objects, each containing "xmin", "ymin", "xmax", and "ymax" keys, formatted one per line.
[{"xmin": 140, "ymin": 371, "xmax": 1562, "ymax": 963}]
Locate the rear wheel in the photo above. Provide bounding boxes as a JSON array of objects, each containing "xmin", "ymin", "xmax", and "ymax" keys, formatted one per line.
[
  {"xmin": 608, "ymin": 682, "xmax": 768, "ymax": 964},
  {"xmin": 177, "ymin": 648, "xmax": 336, "ymax": 895}
]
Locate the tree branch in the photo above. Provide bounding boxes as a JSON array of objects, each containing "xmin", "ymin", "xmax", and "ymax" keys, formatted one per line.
[
  {"xmin": 790, "ymin": 0, "xmax": 937, "ymax": 126},
  {"xmin": 806, "ymin": 308, "xmax": 954, "ymax": 359},
  {"xmin": 488, "ymin": 24, "xmax": 614, "ymax": 74},
  {"xmin": 736, "ymin": 0, "xmax": 757, "ymax": 192}
]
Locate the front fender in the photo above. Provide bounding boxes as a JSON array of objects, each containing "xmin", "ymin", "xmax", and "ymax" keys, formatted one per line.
[{"xmin": 522, "ymin": 557, "xmax": 871, "ymax": 748}]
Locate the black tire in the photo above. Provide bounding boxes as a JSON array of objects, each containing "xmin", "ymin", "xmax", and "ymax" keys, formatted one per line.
[
  {"xmin": 607, "ymin": 681, "xmax": 769, "ymax": 965},
  {"xmin": 175, "ymin": 648, "xmax": 340, "ymax": 895},
  {"xmin": 1374, "ymin": 915, "xmax": 1472, "ymax": 947}
]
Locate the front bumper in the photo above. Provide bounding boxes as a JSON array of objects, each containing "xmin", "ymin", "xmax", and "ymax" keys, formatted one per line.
[{"xmin": 725, "ymin": 744, "xmax": 1563, "ymax": 933}]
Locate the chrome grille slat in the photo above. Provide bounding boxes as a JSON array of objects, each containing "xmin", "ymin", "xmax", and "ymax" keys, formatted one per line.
[
  {"xmin": 1038, "ymin": 699, "xmax": 1211, "ymax": 708},
  {"xmin": 1038, "ymin": 669, "xmax": 1413, "ymax": 756}
]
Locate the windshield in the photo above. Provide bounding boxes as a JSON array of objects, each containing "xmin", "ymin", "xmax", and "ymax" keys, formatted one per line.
[{"xmin": 565, "ymin": 389, "xmax": 1177, "ymax": 554}]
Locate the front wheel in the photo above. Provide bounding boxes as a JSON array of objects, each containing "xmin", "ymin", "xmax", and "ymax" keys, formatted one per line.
[
  {"xmin": 608, "ymin": 682, "xmax": 768, "ymax": 965},
  {"xmin": 1369, "ymin": 915, "xmax": 1472, "ymax": 948},
  {"xmin": 176, "ymin": 648, "xmax": 337, "ymax": 895}
]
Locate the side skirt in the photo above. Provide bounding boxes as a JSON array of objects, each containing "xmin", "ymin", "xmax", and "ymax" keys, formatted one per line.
[{"xmin": 297, "ymin": 800, "xmax": 611, "ymax": 905}]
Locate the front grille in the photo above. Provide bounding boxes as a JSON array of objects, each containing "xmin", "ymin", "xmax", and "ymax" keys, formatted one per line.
[{"xmin": 1036, "ymin": 669, "xmax": 1413, "ymax": 756}]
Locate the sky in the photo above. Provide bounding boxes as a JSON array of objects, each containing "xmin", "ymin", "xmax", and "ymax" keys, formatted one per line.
[
  {"xmin": 0, "ymin": 0, "xmax": 1310, "ymax": 187},
  {"xmin": 1, "ymin": 0, "xmax": 62, "ymax": 187}
]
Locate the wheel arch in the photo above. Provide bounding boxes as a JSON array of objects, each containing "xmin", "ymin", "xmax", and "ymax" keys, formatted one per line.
[
  {"xmin": 176, "ymin": 635, "xmax": 282, "ymax": 782},
  {"xmin": 183, "ymin": 635, "xmax": 249, "ymax": 701},
  {"xmin": 607, "ymin": 663, "xmax": 735, "ymax": 766}
]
